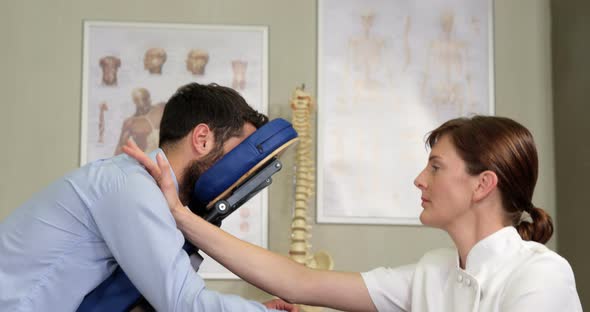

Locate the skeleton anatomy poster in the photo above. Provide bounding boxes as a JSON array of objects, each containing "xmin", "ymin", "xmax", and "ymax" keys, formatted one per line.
[
  {"xmin": 317, "ymin": 0, "xmax": 494, "ymax": 224},
  {"xmin": 81, "ymin": 21, "xmax": 268, "ymax": 278}
]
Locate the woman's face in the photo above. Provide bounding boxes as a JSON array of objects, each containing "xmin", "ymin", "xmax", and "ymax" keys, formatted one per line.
[{"xmin": 414, "ymin": 135, "xmax": 478, "ymax": 229}]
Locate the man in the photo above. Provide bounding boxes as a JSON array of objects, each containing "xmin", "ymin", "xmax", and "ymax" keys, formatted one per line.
[{"xmin": 0, "ymin": 83, "xmax": 296, "ymax": 311}]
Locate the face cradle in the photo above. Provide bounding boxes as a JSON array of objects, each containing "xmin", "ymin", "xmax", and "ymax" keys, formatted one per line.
[
  {"xmin": 179, "ymin": 122, "xmax": 257, "ymax": 205},
  {"xmin": 222, "ymin": 122, "xmax": 256, "ymax": 155}
]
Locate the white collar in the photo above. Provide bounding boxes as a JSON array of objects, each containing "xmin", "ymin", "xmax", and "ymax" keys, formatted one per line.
[{"xmin": 462, "ymin": 226, "xmax": 522, "ymax": 276}]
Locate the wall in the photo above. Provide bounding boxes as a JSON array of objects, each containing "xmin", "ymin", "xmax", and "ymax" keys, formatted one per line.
[
  {"xmin": 0, "ymin": 0, "xmax": 556, "ymax": 304},
  {"xmin": 552, "ymin": 0, "xmax": 590, "ymax": 307}
]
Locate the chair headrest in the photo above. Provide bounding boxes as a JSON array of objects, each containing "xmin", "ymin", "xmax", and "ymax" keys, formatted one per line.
[{"xmin": 190, "ymin": 118, "xmax": 298, "ymax": 210}]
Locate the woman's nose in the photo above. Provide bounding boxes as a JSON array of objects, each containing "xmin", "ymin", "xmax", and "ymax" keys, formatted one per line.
[{"xmin": 414, "ymin": 170, "xmax": 426, "ymax": 189}]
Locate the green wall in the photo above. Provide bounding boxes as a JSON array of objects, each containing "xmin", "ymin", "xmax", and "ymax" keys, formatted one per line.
[{"xmin": 552, "ymin": 0, "xmax": 590, "ymax": 308}]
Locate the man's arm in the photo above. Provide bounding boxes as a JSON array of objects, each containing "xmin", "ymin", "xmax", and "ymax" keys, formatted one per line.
[{"xmin": 89, "ymin": 172, "xmax": 281, "ymax": 312}]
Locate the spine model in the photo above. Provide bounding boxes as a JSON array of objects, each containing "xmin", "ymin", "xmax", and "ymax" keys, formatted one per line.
[{"xmin": 288, "ymin": 86, "xmax": 333, "ymax": 287}]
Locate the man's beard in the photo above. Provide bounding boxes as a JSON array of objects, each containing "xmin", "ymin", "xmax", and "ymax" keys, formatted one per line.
[{"xmin": 178, "ymin": 143, "xmax": 225, "ymax": 205}]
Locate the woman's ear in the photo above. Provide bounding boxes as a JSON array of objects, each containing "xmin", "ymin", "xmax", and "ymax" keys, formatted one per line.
[
  {"xmin": 473, "ymin": 170, "xmax": 498, "ymax": 202},
  {"xmin": 191, "ymin": 124, "xmax": 215, "ymax": 157}
]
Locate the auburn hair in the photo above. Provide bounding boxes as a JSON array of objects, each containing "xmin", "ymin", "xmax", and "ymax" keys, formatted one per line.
[{"xmin": 426, "ymin": 115, "xmax": 553, "ymax": 244}]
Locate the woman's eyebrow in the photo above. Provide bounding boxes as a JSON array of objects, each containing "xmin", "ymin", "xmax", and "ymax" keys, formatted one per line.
[{"xmin": 428, "ymin": 155, "xmax": 442, "ymax": 162}]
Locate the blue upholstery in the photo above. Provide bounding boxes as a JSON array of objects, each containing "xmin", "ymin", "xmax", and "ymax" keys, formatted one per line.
[
  {"xmin": 191, "ymin": 118, "xmax": 298, "ymax": 209},
  {"xmin": 76, "ymin": 266, "xmax": 140, "ymax": 312}
]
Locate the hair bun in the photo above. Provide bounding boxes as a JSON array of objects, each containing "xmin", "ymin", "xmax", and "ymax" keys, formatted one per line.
[{"xmin": 516, "ymin": 206, "xmax": 553, "ymax": 244}]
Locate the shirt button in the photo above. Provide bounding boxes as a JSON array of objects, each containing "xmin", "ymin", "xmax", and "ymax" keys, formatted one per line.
[
  {"xmin": 465, "ymin": 279, "xmax": 471, "ymax": 286},
  {"xmin": 457, "ymin": 275, "xmax": 463, "ymax": 283}
]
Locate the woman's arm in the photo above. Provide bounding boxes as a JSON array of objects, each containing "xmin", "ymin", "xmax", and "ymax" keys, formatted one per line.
[
  {"xmin": 122, "ymin": 140, "xmax": 377, "ymax": 312},
  {"xmin": 176, "ymin": 207, "xmax": 373, "ymax": 311}
]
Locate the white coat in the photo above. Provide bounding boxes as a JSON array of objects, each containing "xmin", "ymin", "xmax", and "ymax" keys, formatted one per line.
[{"xmin": 362, "ymin": 227, "xmax": 582, "ymax": 311}]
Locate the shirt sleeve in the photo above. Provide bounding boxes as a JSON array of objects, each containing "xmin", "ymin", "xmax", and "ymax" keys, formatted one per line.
[
  {"xmin": 361, "ymin": 264, "xmax": 415, "ymax": 312},
  {"xmin": 90, "ymin": 173, "xmax": 278, "ymax": 312},
  {"xmin": 501, "ymin": 251, "xmax": 583, "ymax": 312}
]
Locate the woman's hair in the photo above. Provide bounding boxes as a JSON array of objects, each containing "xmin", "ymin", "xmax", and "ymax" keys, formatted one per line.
[{"xmin": 426, "ymin": 115, "xmax": 553, "ymax": 244}]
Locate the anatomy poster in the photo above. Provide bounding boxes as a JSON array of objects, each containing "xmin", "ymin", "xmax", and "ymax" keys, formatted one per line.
[
  {"xmin": 81, "ymin": 21, "xmax": 268, "ymax": 278},
  {"xmin": 317, "ymin": 0, "xmax": 494, "ymax": 224}
]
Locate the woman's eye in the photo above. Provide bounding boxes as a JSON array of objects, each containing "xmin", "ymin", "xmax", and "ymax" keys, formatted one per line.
[{"xmin": 431, "ymin": 165, "xmax": 440, "ymax": 172}]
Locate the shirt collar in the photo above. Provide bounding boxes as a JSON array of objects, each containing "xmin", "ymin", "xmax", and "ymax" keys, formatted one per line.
[
  {"xmin": 463, "ymin": 226, "xmax": 522, "ymax": 275},
  {"xmin": 148, "ymin": 148, "xmax": 179, "ymax": 192}
]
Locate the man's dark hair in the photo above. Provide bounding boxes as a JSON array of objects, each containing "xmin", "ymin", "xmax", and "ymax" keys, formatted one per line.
[{"xmin": 159, "ymin": 83, "xmax": 268, "ymax": 149}]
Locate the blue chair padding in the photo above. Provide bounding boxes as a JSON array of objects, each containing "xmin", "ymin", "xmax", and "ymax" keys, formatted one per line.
[
  {"xmin": 191, "ymin": 118, "xmax": 298, "ymax": 208},
  {"xmin": 76, "ymin": 266, "xmax": 140, "ymax": 312}
]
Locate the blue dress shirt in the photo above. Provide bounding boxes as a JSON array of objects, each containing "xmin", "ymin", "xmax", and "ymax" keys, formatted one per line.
[{"xmin": 0, "ymin": 149, "xmax": 279, "ymax": 312}]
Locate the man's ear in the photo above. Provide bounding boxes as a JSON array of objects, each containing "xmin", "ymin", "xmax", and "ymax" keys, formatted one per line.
[
  {"xmin": 191, "ymin": 123, "xmax": 215, "ymax": 157},
  {"xmin": 473, "ymin": 170, "xmax": 498, "ymax": 202}
]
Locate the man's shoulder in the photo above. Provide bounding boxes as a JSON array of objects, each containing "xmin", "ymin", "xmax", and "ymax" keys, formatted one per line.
[
  {"xmin": 81, "ymin": 155, "xmax": 168, "ymax": 223},
  {"xmin": 113, "ymin": 154, "xmax": 154, "ymax": 178},
  {"xmin": 108, "ymin": 155, "xmax": 159, "ymax": 193},
  {"xmin": 73, "ymin": 155, "xmax": 157, "ymax": 197}
]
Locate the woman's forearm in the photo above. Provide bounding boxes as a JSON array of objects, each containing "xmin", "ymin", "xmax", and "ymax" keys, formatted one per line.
[
  {"xmin": 174, "ymin": 209, "xmax": 376, "ymax": 311},
  {"xmin": 175, "ymin": 208, "xmax": 310, "ymax": 301}
]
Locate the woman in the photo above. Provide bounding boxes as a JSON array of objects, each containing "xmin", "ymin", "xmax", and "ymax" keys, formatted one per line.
[{"xmin": 124, "ymin": 115, "xmax": 582, "ymax": 312}]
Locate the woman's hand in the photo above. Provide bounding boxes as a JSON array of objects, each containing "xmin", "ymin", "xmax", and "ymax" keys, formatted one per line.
[
  {"xmin": 263, "ymin": 299, "xmax": 299, "ymax": 312},
  {"xmin": 122, "ymin": 139, "xmax": 185, "ymax": 215}
]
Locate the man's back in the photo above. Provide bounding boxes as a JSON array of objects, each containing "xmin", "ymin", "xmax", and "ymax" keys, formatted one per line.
[{"xmin": 0, "ymin": 155, "xmax": 148, "ymax": 311}]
